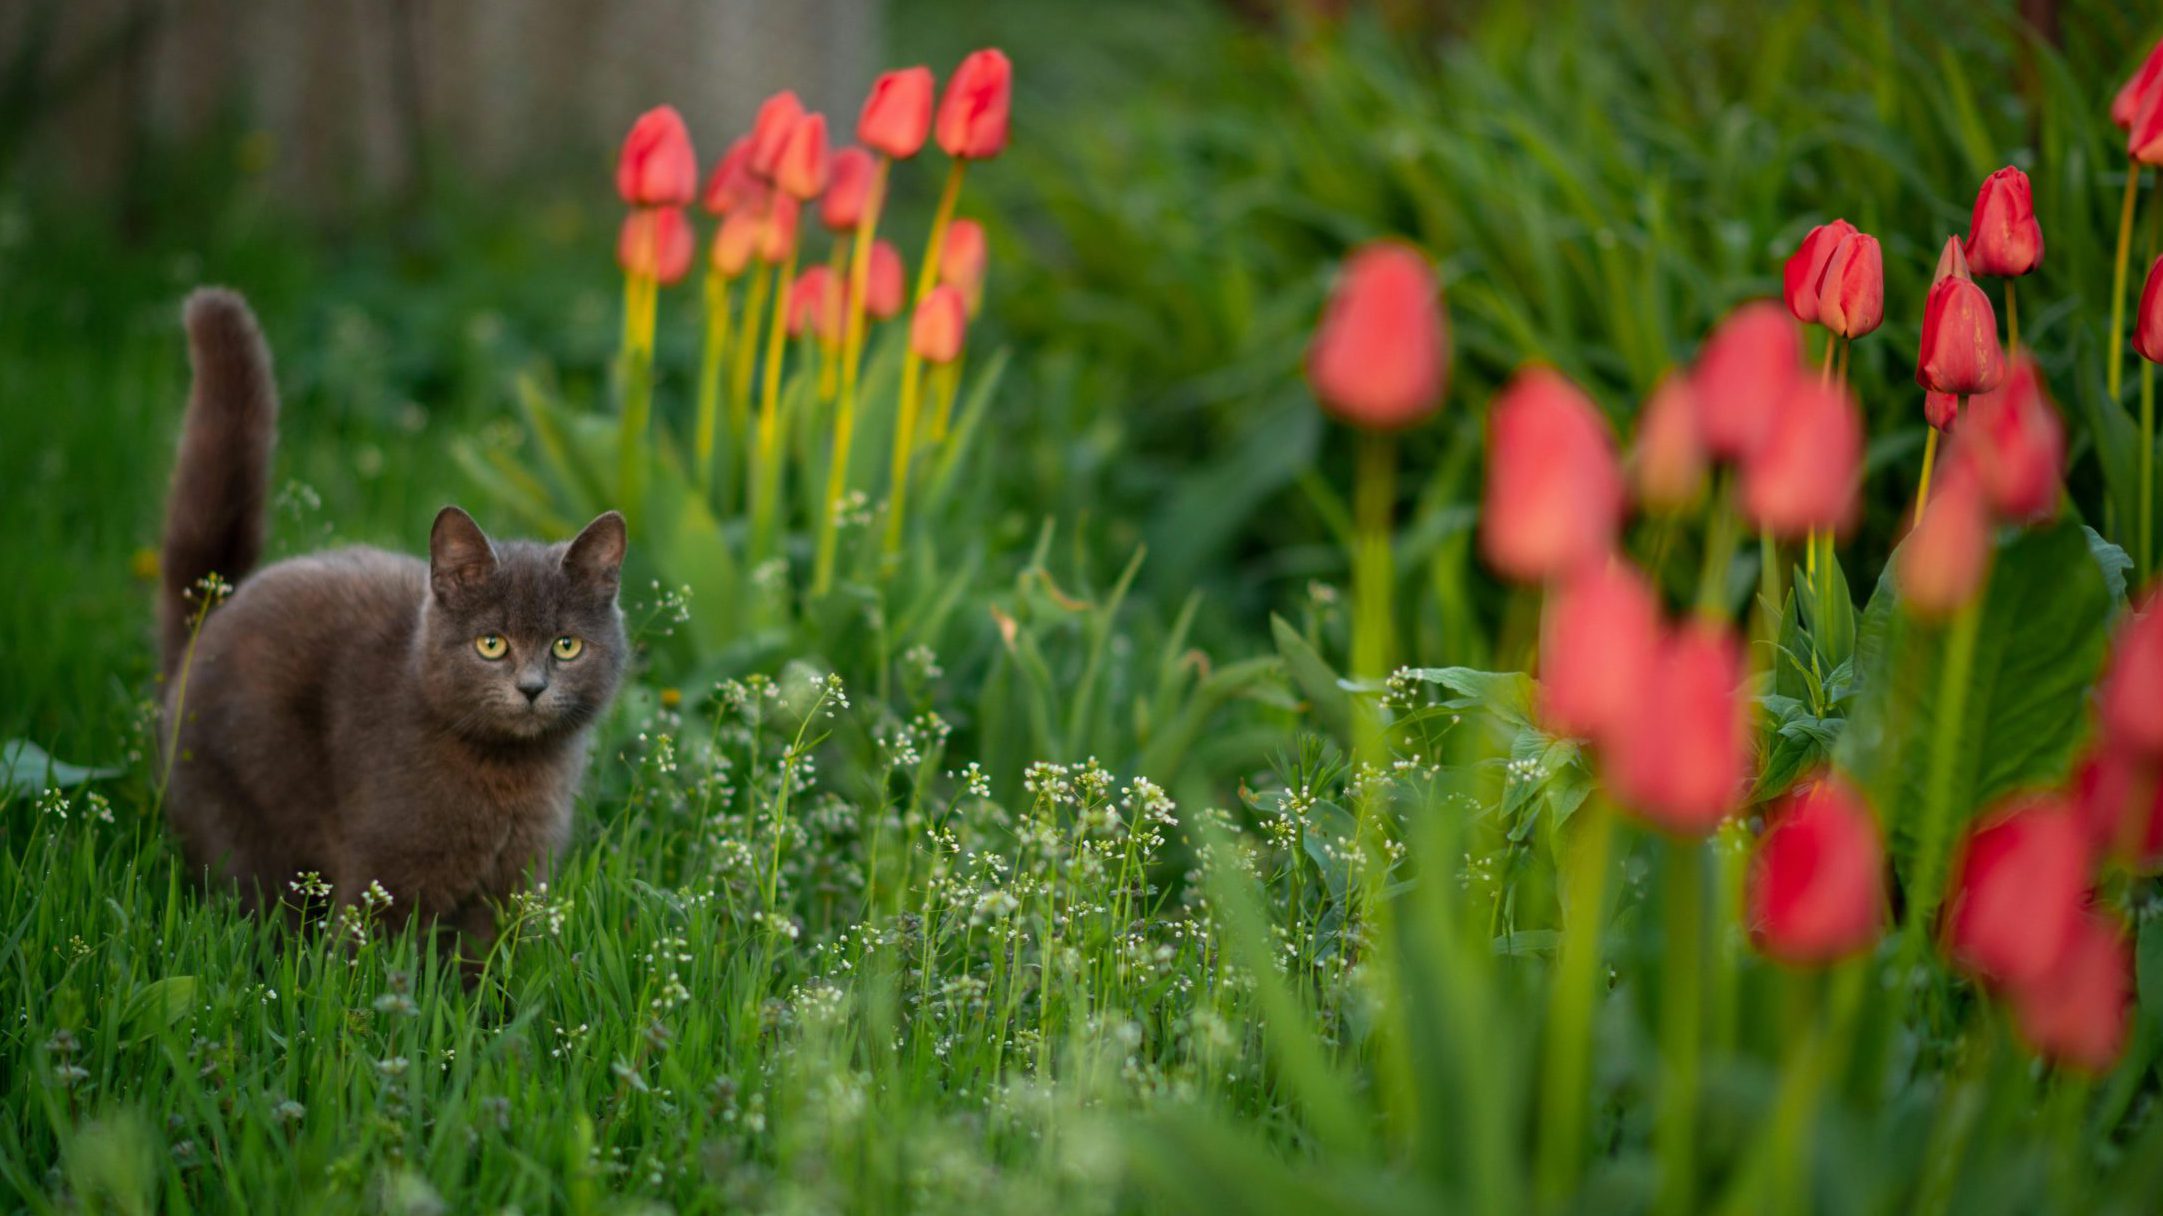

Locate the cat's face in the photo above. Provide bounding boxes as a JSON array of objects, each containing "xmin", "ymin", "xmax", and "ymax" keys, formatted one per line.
[{"xmin": 418, "ymin": 508, "xmax": 628, "ymax": 743}]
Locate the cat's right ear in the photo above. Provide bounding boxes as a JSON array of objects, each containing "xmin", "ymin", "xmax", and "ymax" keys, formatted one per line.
[{"xmin": 429, "ymin": 506, "xmax": 498, "ymax": 606}]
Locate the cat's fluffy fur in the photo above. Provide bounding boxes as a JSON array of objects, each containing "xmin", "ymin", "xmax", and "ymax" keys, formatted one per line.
[{"xmin": 158, "ymin": 288, "xmax": 627, "ymax": 959}]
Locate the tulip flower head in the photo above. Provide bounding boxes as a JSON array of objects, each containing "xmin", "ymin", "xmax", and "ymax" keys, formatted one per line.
[
  {"xmin": 1916, "ymin": 238, "xmax": 2005, "ymax": 396},
  {"xmin": 711, "ymin": 208, "xmax": 762, "ymax": 278},
  {"xmin": 1925, "ymin": 390, "xmax": 1960, "ymax": 433},
  {"xmin": 1537, "ymin": 558, "xmax": 1660, "ymax": 744},
  {"xmin": 866, "ymin": 240, "xmax": 905, "ymax": 320},
  {"xmin": 1942, "ymin": 797, "xmax": 2091, "ymax": 988},
  {"xmin": 940, "ymin": 218, "xmax": 988, "ymax": 314},
  {"xmin": 1602, "ymin": 621, "xmax": 1751, "ymax": 835},
  {"xmin": 1691, "ymin": 302, "xmax": 1802, "ymax": 460},
  {"xmin": 1954, "ymin": 357, "xmax": 2063, "ymax": 523},
  {"xmin": 1815, "ymin": 231, "xmax": 1884, "ymax": 340},
  {"xmin": 756, "ymin": 195, "xmax": 801, "ymax": 264},
  {"xmin": 1741, "ymin": 379, "xmax": 1863, "ymax": 538},
  {"xmin": 2135, "ymin": 84, "xmax": 2163, "ymax": 166},
  {"xmin": 936, "ymin": 49, "xmax": 1012, "ymax": 160},
  {"xmin": 787, "ymin": 266, "xmax": 845, "ymax": 347},
  {"xmin": 1632, "ymin": 372, "xmax": 1708, "ymax": 513},
  {"xmin": 1896, "ymin": 463, "xmax": 1992, "ymax": 620},
  {"xmin": 1747, "ymin": 775, "xmax": 1887, "ymax": 965},
  {"xmin": 774, "ymin": 113, "xmax": 830, "ymax": 201},
  {"xmin": 911, "ymin": 285, "xmax": 968, "ymax": 364},
  {"xmin": 2072, "ymin": 747, "xmax": 2163, "ymax": 872},
  {"xmin": 617, "ymin": 105, "xmax": 698, "ymax": 208},
  {"xmin": 2136, "ymin": 255, "xmax": 2163, "ymax": 365},
  {"xmin": 2112, "ymin": 40, "xmax": 2163, "ymax": 133},
  {"xmin": 617, "ymin": 206, "xmax": 694, "ymax": 284},
  {"xmin": 821, "ymin": 147, "xmax": 876, "ymax": 232},
  {"xmin": 746, "ymin": 91, "xmax": 806, "ymax": 178},
  {"xmin": 1306, "ymin": 241, "xmax": 1448, "ymax": 430},
  {"xmin": 701, "ymin": 136, "xmax": 761, "ymax": 216},
  {"xmin": 1784, "ymin": 219, "xmax": 1856, "ymax": 325},
  {"xmin": 2009, "ymin": 908, "xmax": 2132, "ymax": 1075},
  {"xmin": 859, "ymin": 66, "xmax": 935, "ymax": 159},
  {"xmin": 2099, "ymin": 593, "xmax": 2163, "ymax": 757},
  {"xmin": 1964, "ymin": 167, "xmax": 2043, "ymax": 278},
  {"xmin": 1479, "ymin": 368, "xmax": 1625, "ymax": 584}
]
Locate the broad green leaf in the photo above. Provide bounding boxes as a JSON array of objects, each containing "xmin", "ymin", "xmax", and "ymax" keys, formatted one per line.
[
  {"xmin": 1271, "ymin": 615, "xmax": 1354, "ymax": 742},
  {"xmin": 1, "ymin": 739, "xmax": 121, "ymax": 796}
]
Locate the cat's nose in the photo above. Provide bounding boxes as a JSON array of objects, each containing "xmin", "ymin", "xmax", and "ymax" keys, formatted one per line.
[{"xmin": 516, "ymin": 672, "xmax": 549, "ymax": 703}]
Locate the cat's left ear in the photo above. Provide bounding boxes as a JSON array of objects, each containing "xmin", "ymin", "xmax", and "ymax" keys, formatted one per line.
[{"xmin": 563, "ymin": 511, "xmax": 627, "ymax": 595}]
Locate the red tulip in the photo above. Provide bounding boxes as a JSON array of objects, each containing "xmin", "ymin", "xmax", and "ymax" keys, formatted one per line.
[
  {"xmin": 1816, "ymin": 231, "xmax": 1884, "ymax": 340},
  {"xmin": 746, "ymin": 91, "xmax": 806, "ymax": 178},
  {"xmin": 1925, "ymin": 390, "xmax": 1960, "ymax": 432},
  {"xmin": 910, "ymin": 285, "xmax": 968, "ymax": 363},
  {"xmin": 1942, "ymin": 797, "xmax": 2090, "ymax": 987},
  {"xmin": 2009, "ymin": 908, "xmax": 2132, "ymax": 1075},
  {"xmin": 787, "ymin": 266, "xmax": 845, "ymax": 347},
  {"xmin": 1916, "ymin": 238, "xmax": 2005, "ymax": 396},
  {"xmin": 2112, "ymin": 41, "xmax": 2163, "ymax": 132},
  {"xmin": 2072, "ymin": 747, "xmax": 2163, "ymax": 872},
  {"xmin": 935, "ymin": 49, "xmax": 1012, "ymax": 160},
  {"xmin": 1632, "ymin": 372, "xmax": 1708, "ymax": 513},
  {"xmin": 2135, "ymin": 84, "xmax": 2163, "ymax": 166},
  {"xmin": 616, "ymin": 105, "xmax": 698, "ymax": 207},
  {"xmin": 859, "ymin": 66, "xmax": 936, "ymax": 159},
  {"xmin": 1741, "ymin": 379, "xmax": 1862, "ymax": 538},
  {"xmin": 1306, "ymin": 241, "xmax": 1448, "ymax": 430},
  {"xmin": 1480, "ymin": 368, "xmax": 1625, "ymax": 583},
  {"xmin": 1964, "ymin": 167, "xmax": 2043, "ymax": 278},
  {"xmin": 700, "ymin": 136, "xmax": 763, "ymax": 216},
  {"xmin": 2099, "ymin": 593, "xmax": 2163, "ymax": 757},
  {"xmin": 940, "ymin": 218, "xmax": 987, "ymax": 313},
  {"xmin": 821, "ymin": 147, "xmax": 877, "ymax": 232},
  {"xmin": 711, "ymin": 208, "xmax": 761, "ymax": 278},
  {"xmin": 1603, "ymin": 622, "xmax": 1750, "ymax": 835},
  {"xmin": 616, "ymin": 207, "xmax": 694, "ymax": 284},
  {"xmin": 1691, "ymin": 302, "xmax": 1802, "ymax": 460},
  {"xmin": 756, "ymin": 195, "xmax": 800, "ymax": 264},
  {"xmin": 2136, "ymin": 255, "xmax": 2163, "ymax": 364},
  {"xmin": 1896, "ymin": 464, "xmax": 1991, "ymax": 620},
  {"xmin": 866, "ymin": 240, "xmax": 905, "ymax": 320},
  {"xmin": 1955, "ymin": 357, "xmax": 2063, "ymax": 523},
  {"xmin": 1784, "ymin": 220, "xmax": 1856, "ymax": 325},
  {"xmin": 1747, "ymin": 775, "xmax": 1886, "ymax": 965},
  {"xmin": 774, "ymin": 113, "xmax": 829, "ymax": 201},
  {"xmin": 1537, "ymin": 558, "xmax": 1660, "ymax": 744}
]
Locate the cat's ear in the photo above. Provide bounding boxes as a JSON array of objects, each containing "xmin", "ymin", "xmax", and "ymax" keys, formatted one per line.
[
  {"xmin": 429, "ymin": 506, "xmax": 498, "ymax": 605},
  {"xmin": 563, "ymin": 511, "xmax": 626, "ymax": 595}
]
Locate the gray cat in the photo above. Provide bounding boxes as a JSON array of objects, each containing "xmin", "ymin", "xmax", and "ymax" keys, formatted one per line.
[{"xmin": 157, "ymin": 288, "xmax": 626, "ymax": 963}]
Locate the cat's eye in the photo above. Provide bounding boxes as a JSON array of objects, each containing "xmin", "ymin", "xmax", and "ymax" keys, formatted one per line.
[
  {"xmin": 474, "ymin": 634, "xmax": 508, "ymax": 660},
  {"xmin": 552, "ymin": 636, "xmax": 584, "ymax": 661}
]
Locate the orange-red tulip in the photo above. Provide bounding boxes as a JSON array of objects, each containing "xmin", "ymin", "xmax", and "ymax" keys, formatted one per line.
[
  {"xmin": 1955, "ymin": 357, "xmax": 2063, "ymax": 523},
  {"xmin": 2099, "ymin": 592, "xmax": 2163, "ymax": 757},
  {"xmin": 1632, "ymin": 372, "xmax": 1707, "ymax": 512},
  {"xmin": 1747, "ymin": 775, "xmax": 1886, "ymax": 965},
  {"xmin": 940, "ymin": 218, "xmax": 987, "ymax": 313},
  {"xmin": 1916, "ymin": 238, "xmax": 2004, "ymax": 396},
  {"xmin": 1479, "ymin": 368, "xmax": 1624, "ymax": 583},
  {"xmin": 936, "ymin": 49, "xmax": 1012, "ymax": 160},
  {"xmin": 1896, "ymin": 464, "xmax": 1991, "ymax": 620},
  {"xmin": 2112, "ymin": 40, "xmax": 2163, "ymax": 132},
  {"xmin": 787, "ymin": 266, "xmax": 845, "ymax": 346},
  {"xmin": 1603, "ymin": 622, "xmax": 1750, "ymax": 835},
  {"xmin": 859, "ymin": 66, "xmax": 935, "ymax": 159},
  {"xmin": 774, "ymin": 113, "xmax": 829, "ymax": 201},
  {"xmin": 821, "ymin": 147, "xmax": 876, "ymax": 232},
  {"xmin": 700, "ymin": 136, "xmax": 762, "ymax": 216},
  {"xmin": 1741, "ymin": 379, "xmax": 1862, "ymax": 538},
  {"xmin": 2009, "ymin": 907, "xmax": 2131, "ymax": 1075},
  {"xmin": 1537, "ymin": 558, "xmax": 1659, "ymax": 744},
  {"xmin": 2072, "ymin": 747, "xmax": 2163, "ymax": 872},
  {"xmin": 617, "ymin": 206, "xmax": 694, "ymax": 284},
  {"xmin": 2135, "ymin": 85, "xmax": 2163, "ymax": 166},
  {"xmin": 1942, "ymin": 797, "xmax": 2090, "ymax": 987},
  {"xmin": 1691, "ymin": 302, "xmax": 1802, "ymax": 460},
  {"xmin": 711, "ymin": 208, "xmax": 761, "ymax": 278},
  {"xmin": 2136, "ymin": 255, "xmax": 2163, "ymax": 364},
  {"xmin": 756, "ymin": 195, "xmax": 800, "ymax": 264},
  {"xmin": 866, "ymin": 240, "xmax": 905, "ymax": 320},
  {"xmin": 617, "ymin": 105, "xmax": 698, "ymax": 208},
  {"xmin": 1816, "ymin": 231, "xmax": 1884, "ymax": 340},
  {"xmin": 746, "ymin": 91, "xmax": 806, "ymax": 178},
  {"xmin": 1925, "ymin": 389, "xmax": 1960, "ymax": 432},
  {"xmin": 1306, "ymin": 241, "xmax": 1447, "ymax": 430},
  {"xmin": 1783, "ymin": 219, "xmax": 1856, "ymax": 325},
  {"xmin": 911, "ymin": 285, "xmax": 968, "ymax": 364},
  {"xmin": 1964, "ymin": 167, "xmax": 2043, "ymax": 278}
]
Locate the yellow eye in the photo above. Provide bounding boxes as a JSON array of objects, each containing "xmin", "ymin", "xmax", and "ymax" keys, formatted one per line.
[
  {"xmin": 552, "ymin": 636, "xmax": 584, "ymax": 661},
  {"xmin": 475, "ymin": 634, "xmax": 508, "ymax": 660}
]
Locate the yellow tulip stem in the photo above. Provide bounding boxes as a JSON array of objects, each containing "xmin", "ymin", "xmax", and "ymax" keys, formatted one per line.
[
  {"xmin": 693, "ymin": 270, "xmax": 734, "ymax": 497},
  {"xmin": 750, "ymin": 242, "xmax": 800, "ymax": 564},
  {"xmin": 729, "ymin": 263, "xmax": 773, "ymax": 451},
  {"xmin": 884, "ymin": 159, "xmax": 969, "ymax": 557},
  {"xmin": 812, "ymin": 158, "xmax": 891, "ymax": 597},
  {"xmin": 2109, "ymin": 166, "xmax": 2141, "ymax": 405},
  {"xmin": 1914, "ymin": 426, "xmax": 1941, "ymax": 528}
]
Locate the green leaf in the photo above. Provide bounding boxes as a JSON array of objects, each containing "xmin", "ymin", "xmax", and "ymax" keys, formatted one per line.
[
  {"xmin": 1271, "ymin": 615, "xmax": 1354, "ymax": 742},
  {"xmin": 2085, "ymin": 525, "xmax": 2133, "ymax": 605},
  {"xmin": 1397, "ymin": 667, "xmax": 1537, "ymax": 732},
  {"xmin": 120, "ymin": 975, "xmax": 197, "ymax": 1044},
  {"xmin": 1, "ymin": 739, "xmax": 121, "ymax": 797}
]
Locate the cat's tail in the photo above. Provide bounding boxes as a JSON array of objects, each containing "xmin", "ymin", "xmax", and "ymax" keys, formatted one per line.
[{"xmin": 159, "ymin": 288, "xmax": 279, "ymax": 678}]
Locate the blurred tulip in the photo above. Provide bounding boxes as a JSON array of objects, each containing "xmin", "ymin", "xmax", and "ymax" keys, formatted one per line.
[
  {"xmin": 1632, "ymin": 372, "xmax": 1707, "ymax": 512},
  {"xmin": 1816, "ymin": 231, "xmax": 1884, "ymax": 340},
  {"xmin": 2099, "ymin": 593, "xmax": 2163, "ymax": 756},
  {"xmin": 774, "ymin": 113, "xmax": 829, "ymax": 201},
  {"xmin": 1747, "ymin": 775, "xmax": 1887, "ymax": 965},
  {"xmin": 911, "ymin": 285, "xmax": 968, "ymax": 363},
  {"xmin": 1964, "ymin": 167, "xmax": 2043, "ymax": 278},
  {"xmin": 1783, "ymin": 220, "xmax": 1855, "ymax": 325},
  {"xmin": 1942, "ymin": 798, "xmax": 2090, "ymax": 987},
  {"xmin": 787, "ymin": 266, "xmax": 845, "ymax": 345},
  {"xmin": 2072, "ymin": 747, "xmax": 2163, "ymax": 872},
  {"xmin": 2009, "ymin": 908, "xmax": 2132, "ymax": 1075},
  {"xmin": 935, "ymin": 49, "xmax": 1012, "ymax": 160},
  {"xmin": 2135, "ymin": 85, "xmax": 2163, "ymax": 166},
  {"xmin": 1480, "ymin": 368, "xmax": 1625, "ymax": 583},
  {"xmin": 1603, "ymin": 622, "xmax": 1750, "ymax": 835},
  {"xmin": 1741, "ymin": 379, "xmax": 1862, "ymax": 538},
  {"xmin": 1955, "ymin": 357, "xmax": 2063, "ymax": 522},
  {"xmin": 746, "ymin": 91, "xmax": 806, "ymax": 177},
  {"xmin": 2136, "ymin": 255, "xmax": 2163, "ymax": 364},
  {"xmin": 940, "ymin": 218, "xmax": 987, "ymax": 313},
  {"xmin": 1537, "ymin": 558, "xmax": 1659, "ymax": 743},
  {"xmin": 756, "ymin": 195, "xmax": 800, "ymax": 264},
  {"xmin": 859, "ymin": 66, "xmax": 936, "ymax": 159},
  {"xmin": 1896, "ymin": 463, "xmax": 1991, "ymax": 619},
  {"xmin": 2112, "ymin": 40, "xmax": 2163, "ymax": 132},
  {"xmin": 617, "ymin": 207, "xmax": 694, "ymax": 284},
  {"xmin": 866, "ymin": 240, "xmax": 905, "ymax": 320},
  {"xmin": 1925, "ymin": 390, "xmax": 1960, "ymax": 432},
  {"xmin": 1306, "ymin": 241, "xmax": 1448, "ymax": 430},
  {"xmin": 1916, "ymin": 239, "xmax": 2005, "ymax": 396},
  {"xmin": 821, "ymin": 147, "xmax": 876, "ymax": 232},
  {"xmin": 699, "ymin": 136, "xmax": 762, "ymax": 215},
  {"xmin": 711, "ymin": 208, "xmax": 761, "ymax": 278},
  {"xmin": 617, "ymin": 105, "xmax": 698, "ymax": 207},
  {"xmin": 1691, "ymin": 302, "xmax": 1802, "ymax": 460}
]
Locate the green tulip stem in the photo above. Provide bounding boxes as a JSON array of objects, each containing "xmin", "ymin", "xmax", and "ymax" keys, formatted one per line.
[
  {"xmin": 1535, "ymin": 794, "xmax": 1615, "ymax": 1207},
  {"xmin": 1351, "ymin": 429, "xmax": 1397, "ymax": 764},
  {"xmin": 693, "ymin": 270, "xmax": 734, "ymax": 499},
  {"xmin": 1656, "ymin": 836, "xmax": 1704, "ymax": 1216}
]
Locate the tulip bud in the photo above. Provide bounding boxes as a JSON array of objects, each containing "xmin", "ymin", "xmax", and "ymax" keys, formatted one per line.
[
  {"xmin": 1925, "ymin": 390, "xmax": 1960, "ymax": 432},
  {"xmin": 1955, "ymin": 357, "xmax": 2063, "ymax": 523},
  {"xmin": 1816, "ymin": 231, "xmax": 1884, "ymax": 340},
  {"xmin": 1746, "ymin": 775, "xmax": 1887, "ymax": 965},
  {"xmin": 1537, "ymin": 558, "xmax": 1660, "ymax": 744},
  {"xmin": 2112, "ymin": 41, "xmax": 2163, "ymax": 132},
  {"xmin": 1479, "ymin": 368, "xmax": 1625, "ymax": 583},
  {"xmin": 1632, "ymin": 372, "xmax": 1707, "ymax": 513},
  {"xmin": 1691, "ymin": 302, "xmax": 1802, "ymax": 460},
  {"xmin": 1603, "ymin": 622, "xmax": 1751, "ymax": 835},
  {"xmin": 2135, "ymin": 84, "xmax": 2163, "ymax": 167},
  {"xmin": 2136, "ymin": 255, "xmax": 2163, "ymax": 364},
  {"xmin": 746, "ymin": 91, "xmax": 806, "ymax": 178},
  {"xmin": 700, "ymin": 136, "xmax": 761, "ymax": 216},
  {"xmin": 859, "ymin": 66, "xmax": 935, "ymax": 159},
  {"xmin": 936, "ymin": 49, "xmax": 1012, "ymax": 160},
  {"xmin": 821, "ymin": 147, "xmax": 876, "ymax": 232},
  {"xmin": 786, "ymin": 267, "xmax": 845, "ymax": 347},
  {"xmin": 774, "ymin": 113, "xmax": 829, "ymax": 201},
  {"xmin": 616, "ymin": 105, "xmax": 698, "ymax": 208},
  {"xmin": 940, "ymin": 218, "xmax": 987, "ymax": 314},
  {"xmin": 756, "ymin": 195, "xmax": 800, "ymax": 264},
  {"xmin": 1783, "ymin": 219, "xmax": 1856, "ymax": 325},
  {"xmin": 1741, "ymin": 379, "xmax": 1863, "ymax": 538},
  {"xmin": 911, "ymin": 285, "xmax": 968, "ymax": 364},
  {"xmin": 1916, "ymin": 239, "xmax": 2005, "ymax": 396},
  {"xmin": 1306, "ymin": 241, "xmax": 1448, "ymax": 430},
  {"xmin": 2071, "ymin": 747, "xmax": 2163, "ymax": 872},
  {"xmin": 1942, "ymin": 797, "xmax": 2091, "ymax": 987},
  {"xmin": 1935, "ymin": 235, "xmax": 1972, "ymax": 284},
  {"xmin": 616, "ymin": 206, "xmax": 694, "ymax": 284},
  {"xmin": 1896, "ymin": 463, "xmax": 1991, "ymax": 620},
  {"xmin": 2008, "ymin": 908, "xmax": 2131, "ymax": 1075},
  {"xmin": 2099, "ymin": 593, "xmax": 2163, "ymax": 757},
  {"xmin": 866, "ymin": 240, "xmax": 905, "ymax": 320},
  {"xmin": 711, "ymin": 208, "xmax": 761, "ymax": 278},
  {"xmin": 1964, "ymin": 167, "xmax": 2044, "ymax": 278}
]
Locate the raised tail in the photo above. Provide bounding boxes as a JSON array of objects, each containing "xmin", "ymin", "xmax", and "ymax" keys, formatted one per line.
[{"xmin": 159, "ymin": 288, "xmax": 278, "ymax": 677}]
